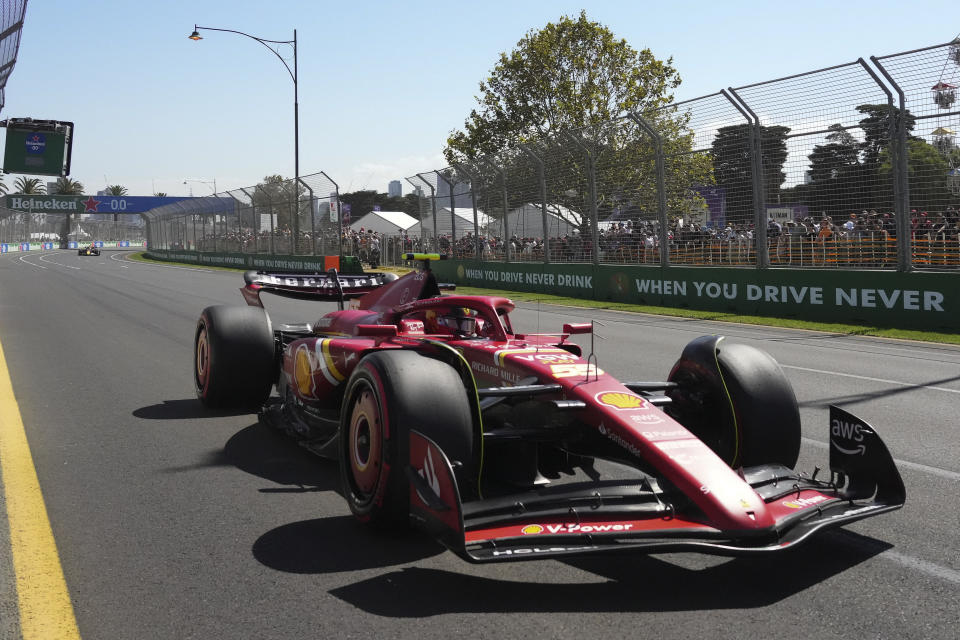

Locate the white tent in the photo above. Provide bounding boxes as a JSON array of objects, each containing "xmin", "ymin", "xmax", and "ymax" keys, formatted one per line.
[
  {"xmin": 414, "ymin": 207, "xmax": 490, "ymax": 239},
  {"xmin": 503, "ymin": 203, "xmax": 582, "ymax": 238},
  {"xmin": 349, "ymin": 211, "xmax": 418, "ymax": 236}
]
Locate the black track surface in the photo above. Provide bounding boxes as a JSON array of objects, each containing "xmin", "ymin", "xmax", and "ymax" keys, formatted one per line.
[{"xmin": 0, "ymin": 250, "xmax": 957, "ymax": 640}]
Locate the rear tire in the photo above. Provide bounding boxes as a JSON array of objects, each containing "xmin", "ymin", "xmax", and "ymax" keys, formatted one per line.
[
  {"xmin": 666, "ymin": 336, "xmax": 801, "ymax": 468},
  {"xmin": 339, "ymin": 350, "xmax": 474, "ymax": 529},
  {"xmin": 194, "ymin": 305, "xmax": 275, "ymax": 409}
]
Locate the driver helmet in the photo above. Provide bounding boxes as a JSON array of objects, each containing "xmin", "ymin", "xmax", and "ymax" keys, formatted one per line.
[{"xmin": 438, "ymin": 307, "xmax": 477, "ymax": 337}]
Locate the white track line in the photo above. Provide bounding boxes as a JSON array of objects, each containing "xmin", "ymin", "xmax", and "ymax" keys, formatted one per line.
[
  {"xmin": 783, "ymin": 364, "xmax": 960, "ymax": 395},
  {"xmin": 17, "ymin": 255, "xmax": 46, "ymax": 269},
  {"xmin": 882, "ymin": 550, "xmax": 960, "ymax": 585},
  {"xmin": 109, "ymin": 251, "xmax": 218, "ymax": 272},
  {"xmin": 107, "ymin": 253, "xmax": 129, "ymax": 267},
  {"xmin": 37, "ymin": 254, "xmax": 79, "ymax": 270},
  {"xmin": 802, "ymin": 437, "xmax": 960, "ymax": 481}
]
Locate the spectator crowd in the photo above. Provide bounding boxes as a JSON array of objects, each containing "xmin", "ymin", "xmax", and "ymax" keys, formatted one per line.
[{"xmin": 165, "ymin": 205, "xmax": 960, "ymax": 269}]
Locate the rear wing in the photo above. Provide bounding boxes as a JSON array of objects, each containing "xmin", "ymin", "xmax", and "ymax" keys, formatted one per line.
[{"xmin": 240, "ymin": 269, "xmax": 395, "ymax": 309}]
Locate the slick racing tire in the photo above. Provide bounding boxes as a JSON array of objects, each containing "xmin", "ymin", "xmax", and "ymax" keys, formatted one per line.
[
  {"xmin": 194, "ymin": 305, "xmax": 275, "ymax": 410},
  {"xmin": 666, "ymin": 336, "xmax": 801, "ymax": 468},
  {"xmin": 339, "ymin": 351, "xmax": 473, "ymax": 529}
]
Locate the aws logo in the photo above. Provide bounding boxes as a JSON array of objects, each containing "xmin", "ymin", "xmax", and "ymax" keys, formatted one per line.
[{"xmin": 831, "ymin": 419, "xmax": 871, "ymax": 455}]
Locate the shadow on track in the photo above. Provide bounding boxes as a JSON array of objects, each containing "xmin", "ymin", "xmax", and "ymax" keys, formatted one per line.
[
  {"xmin": 162, "ymin": 421, "xmax": 340, "ymax": 493},
  {"xmin": 253, "ymin": 517, "xmax": 445, "ymax": 573},
  {"xmin": 134, "ymin": 398, "xmax": 254, "ymax": 419},
  {"xmin": 798, "ymin": 372, "xmax": 960, "ymax": 409},
  {"xmin": 324, "ymin": 529, "xmax": 890, "ymax": 615}
]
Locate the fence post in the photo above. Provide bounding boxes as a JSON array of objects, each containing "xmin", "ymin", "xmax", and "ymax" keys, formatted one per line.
[
  {"xmin": 404, "ymin": 177, "xmax": 427, "ymax": 249},
  {"xmin": 479, "ymin": 158, "xmax": 512, "ymax": 263},
  {"xmin": 518, "ymin": 143, "xmax": 550, "ymax": 264},
  {"xmin": 319, "ymin": 171, "xmax": 341, "ymax": 258},
  {"xmin": 453, "ymin": 162, "xmax": 483, "ymax": 258},
  {"xmin": 416, "ymin": 172, "xmax": 438, "ymax": 252},
  {"xmin": 870, "ymin": 56, "xmax": 912, "ymax": 272},
  {"xmin": 628, "ymin": 112, "xmax": 670, "ymax": 267},
  {"xmin": 563, "ymin": 130, "xmax": 600, "ymax": 266},
  {"xmin": 297, "ymin": 178, "xmax": 315, "ymax": 255},
  {"xmin": 434, "ymin": 170, "xmax": 457, "ymax": 247},
  {"xmin": 723, "ymin": 89, "xmax": 768, "ymax": 268}
]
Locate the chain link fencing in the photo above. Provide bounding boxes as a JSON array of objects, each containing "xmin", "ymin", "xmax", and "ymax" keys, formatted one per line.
[
  {"xmin": 131, "ymin": 38, "xmax": 960, "ymax": 272},
  {"xmin": 0, "ymin": 206, "xmax": 146, "ymax": 246}
]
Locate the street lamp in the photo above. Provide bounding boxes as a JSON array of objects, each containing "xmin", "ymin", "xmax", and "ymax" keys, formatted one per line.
[
  {"xmin": 183, "ymin": 178, "xmax": 217, "ymax": 195},
  {"xmin": 188, "ymin": 24, "xmax": 298, "ymax": 201}
]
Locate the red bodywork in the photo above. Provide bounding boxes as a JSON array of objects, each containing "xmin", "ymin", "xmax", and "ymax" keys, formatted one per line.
[{"xmin": 244, "ymin": 265, "xmax": 905, "ymax": 562}]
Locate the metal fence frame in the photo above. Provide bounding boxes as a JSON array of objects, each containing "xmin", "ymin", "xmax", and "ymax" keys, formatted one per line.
[{"xmin": 127, "ymin": 38, "xmax": 960, "ymax": 273}]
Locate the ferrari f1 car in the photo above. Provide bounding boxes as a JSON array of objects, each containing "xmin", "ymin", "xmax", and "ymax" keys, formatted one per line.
[
  {"xmin": 78, "ymin": 244, "xmax": 101, "ymax": 256},
  {"xmin": 193, "ymin": 254, "xmax": 905, "ymax": 562}
]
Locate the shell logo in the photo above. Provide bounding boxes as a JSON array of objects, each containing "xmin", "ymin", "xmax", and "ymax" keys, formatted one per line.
[
  {"xmin": 294, "ymin": 344, "xmax": 315, "ymax": 397},
  {"xmin": 521, "ymin": 524, "xmax": 544, "ymax": 535},
  {"xmin": 596, "ymin": 391, "xmax": 648, "ymax": 410},
  {"xmin": 783, "ymin": 495, "xmax": 828, "ymax": 509}
]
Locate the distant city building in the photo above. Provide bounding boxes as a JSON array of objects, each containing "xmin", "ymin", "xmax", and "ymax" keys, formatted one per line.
[
  {"xmin": 388, "ymin": 180, "xmax": 402, "ymax": 198},
  {"xmin": 46, "ymin": 181, "xmax": 57, "ymax": 194}
]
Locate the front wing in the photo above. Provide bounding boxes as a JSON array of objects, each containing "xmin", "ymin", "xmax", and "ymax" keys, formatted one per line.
[{"xmin": 407, "ymin": 405, "xmax": 905, "ymax": 562}]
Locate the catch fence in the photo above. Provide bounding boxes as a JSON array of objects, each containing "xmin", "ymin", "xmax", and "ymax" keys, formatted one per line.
[{"xmin": 138, "ymin": 38, "xmax": 960, "ymax": 273}]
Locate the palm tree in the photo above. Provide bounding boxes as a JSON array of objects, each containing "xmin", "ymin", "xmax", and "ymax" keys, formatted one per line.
[
  {"xmin": 51, "ymin": 177, "xmax": 84, "ymax": 195},
  {"xmin": 0, "ymin": 175, "xmax": 8, "ymax": 195},
  {"xmin": 105, "ymin": 184, "xmax": 128, "ymax": 196},
  {"xmin": 13, "ymin": 176, "xmax": 45, "ymax": 194}
]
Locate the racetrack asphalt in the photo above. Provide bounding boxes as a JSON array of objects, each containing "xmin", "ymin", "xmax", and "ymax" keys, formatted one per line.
[{"xmin": 0, "ymin": 249, "xmax": 958, "ymax": 639}]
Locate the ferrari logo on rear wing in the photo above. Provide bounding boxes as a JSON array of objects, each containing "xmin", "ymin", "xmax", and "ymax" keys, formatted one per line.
[{"xmin": 241, "ymin": 269, "xmax": 393, "ymax": 308}]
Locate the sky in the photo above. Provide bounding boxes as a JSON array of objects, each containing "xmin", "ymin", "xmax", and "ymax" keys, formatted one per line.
[{"xmin": 1, "ymin": 0, "xmax": 957, "ymax": 198}]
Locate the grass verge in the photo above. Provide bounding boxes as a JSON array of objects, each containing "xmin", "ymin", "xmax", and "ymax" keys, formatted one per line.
[{"xmin": 127, "ymin": 252, "xmax": 959, "ymax": 345}]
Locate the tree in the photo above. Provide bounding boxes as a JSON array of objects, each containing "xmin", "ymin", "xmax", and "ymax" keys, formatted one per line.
[
  {"xmin": 251, "ymin": 175, "xmax": 306, "ymax": 232},
  {"xmin": 856, "ymin": 104, "xmax": 916, "ymax": 169},
  {"xmin": 882, "ymin": 139, "xmax": 953, "ymax": 212},
  {"xmin": 444, "ymin": 12, "xmax": 711, "ymax": 233},
  {"xmin": 153, "ymin": 192, "xmax": 167, "ymax": 197},
  {"xmin": 446, "ymin": 11, "xmax": 680, "ymax": 162},
  {"xmin": 799, "ymin": 105, "xmax": 917, "ymax": 217},
  {"xmin": 710, "ymin": 124, "xmax": 790, "ymax": 225},
  {"xmin": 105, "ymin": 184, "xmax": 128, "ymax": 196},
  {"xmin": 0, "ymin": 176, "xmax": 7, "ymax": 195},
  {"xmin": 13, "ymin": 176, "xmax": 45, "ymax": 194},
  {"xmin": 51, "ymin": 177, "xmax": 84, "ymax": 195}
]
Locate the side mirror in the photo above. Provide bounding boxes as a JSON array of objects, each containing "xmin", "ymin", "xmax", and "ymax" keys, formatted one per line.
[
  {"xmin": 356, "ymin": 324, "xmax": 398, "ymax": 337},
  {"xmin": 563, "ymin": 323, "xmax": 593, "ymax": 335}
]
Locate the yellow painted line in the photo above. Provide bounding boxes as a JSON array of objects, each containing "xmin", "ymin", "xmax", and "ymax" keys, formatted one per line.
[{"xmin": 0, "ymin": 339, "xmax": 81, "ymax": 639}]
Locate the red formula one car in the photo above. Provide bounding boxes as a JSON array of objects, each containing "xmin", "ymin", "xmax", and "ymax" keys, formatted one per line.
[{"xmin": 193, "ymin": 254, "xmax": 905, "ymax": 562}]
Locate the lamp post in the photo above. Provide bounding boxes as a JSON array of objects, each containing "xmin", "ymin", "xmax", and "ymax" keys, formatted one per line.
[
  {"xmin": 189, "ymin": 25, "xmax": 299, "ymax": 239},
  {"xmin": 183, "ymin": 178, "xmax": 217, "ymax": 194}
]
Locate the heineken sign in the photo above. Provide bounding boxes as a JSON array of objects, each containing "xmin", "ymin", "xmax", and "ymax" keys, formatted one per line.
[{"xmin": 4, "ymin": 194, "xmax": 189, "ymax": 214}]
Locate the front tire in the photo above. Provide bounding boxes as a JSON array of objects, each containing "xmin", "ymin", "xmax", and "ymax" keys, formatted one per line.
[
  {"xmin": 194, "ymin": 305, "xmax": 275, "ymax": 409},
  {"xmin": 339, "ymin": 350, "xmax": 474, "ymax": 529},
  {"xmin": 666, "ymin": 336, "xmax": 801, "ymax": 468}
]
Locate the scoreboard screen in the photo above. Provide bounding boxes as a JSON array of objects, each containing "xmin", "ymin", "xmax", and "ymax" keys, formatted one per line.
[{"xmin": 2, "ymin": 118, "xmax": 74, "ymax": 177}]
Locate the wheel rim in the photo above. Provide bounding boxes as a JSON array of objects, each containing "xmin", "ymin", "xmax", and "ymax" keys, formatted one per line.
[
  {"xmin": 348, "ymin": 385, "xmax": 382, "ymax": 499},
  {"xmin": 196, "ymin": 326, "xmax": 210, "ymax": 391}
]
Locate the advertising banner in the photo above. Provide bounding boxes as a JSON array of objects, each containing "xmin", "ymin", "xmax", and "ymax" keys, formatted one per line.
[{"xmin": 431, "ymin": 261, "xmax": 958, "ymax": 333}]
